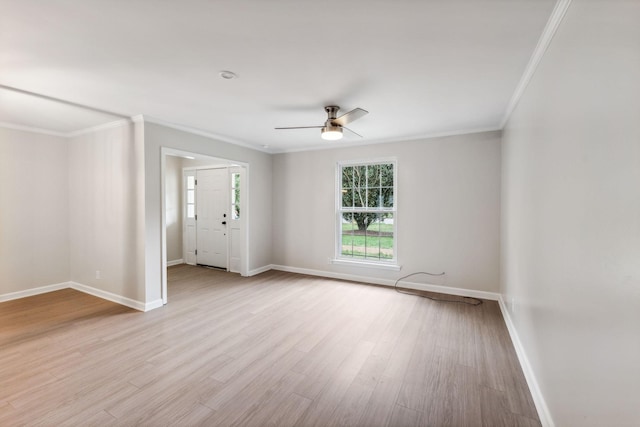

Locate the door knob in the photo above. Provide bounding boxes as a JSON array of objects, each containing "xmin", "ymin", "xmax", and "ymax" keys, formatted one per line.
[{"xmin": 222, "ymin": 221, "xmax": 227, "ymax": 225}]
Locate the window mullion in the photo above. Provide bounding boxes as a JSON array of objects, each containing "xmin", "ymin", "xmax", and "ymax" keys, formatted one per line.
[{"xmin": 337, "ymin": 160, "xmax": 396, "ymax": 263}]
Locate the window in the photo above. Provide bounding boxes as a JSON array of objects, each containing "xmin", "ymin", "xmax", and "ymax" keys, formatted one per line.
[
  {"xmin": 231, "ymin": 172, "xmax": 240, "ymax": 219},
  {"xmin": 337, "ymin": 159, "xmax": 397, "ymax": 265},
  {"xmin": 186, "ymin": 175, "xmax": 195, "ymax": 218}
]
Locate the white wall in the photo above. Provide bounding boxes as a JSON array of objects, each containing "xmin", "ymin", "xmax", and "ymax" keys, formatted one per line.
[
  {"xmin": 143, "ymin": 121, "xmax": 273, "ymax": 302},
  {"xmin": 1, "ymin": 119, "xmax": 270, "ymax": 308},
  {"xmin": 165, "ymin": 155, "xmax": 183, "ymax": 263},
  {"xmin": 501, "ymin": 1, "xmax": 640, "ymax": 425},
  {"xmin": 273, "ymin": 131, "xmax": 502, "ymax": 293},
  {"xmin": 68, "ymin": 122, "xmax": 146, "ymax": 303},
  {"xmin": 0, "ymin": 127, "xmax": 69, "ymax": 295}
]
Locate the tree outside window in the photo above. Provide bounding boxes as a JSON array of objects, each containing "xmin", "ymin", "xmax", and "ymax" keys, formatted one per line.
[
  {"xmin": 231, "ymin": 172, "xmax": 240, "ymax": 219},
  {"xmin": 338, "ymin": 160, "xmax": 396, "ymax": 262}
]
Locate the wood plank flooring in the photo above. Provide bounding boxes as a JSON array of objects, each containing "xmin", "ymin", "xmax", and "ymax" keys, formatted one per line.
[{"xmin": 0, "ymin": 265, "xmax": 540, "ymax": 426}]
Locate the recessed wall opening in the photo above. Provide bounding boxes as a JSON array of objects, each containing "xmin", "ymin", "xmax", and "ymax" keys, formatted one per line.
[{"xmin": 161, "ymin": 147, "xmax": 249, "ymax": 304}]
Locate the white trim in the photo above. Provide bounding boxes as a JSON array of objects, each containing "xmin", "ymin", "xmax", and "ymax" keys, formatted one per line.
[
  {"xmin": 270, "ymin": 264, "xmax": 499, "ymax": 300},
  {"xmin": 0, "ymin": 118, "xmax": 135, "ymax": 138},
  {"xmin": 130, "ymin": 114, "xmax": 145, "ymax": 124},
  {"xmin": 67, "ymin": 118, "xmax": 133, "ymax": 137},
  {"xmin": 0, "ymin": 281, "xmax": 162, "ymax": 312},
  {"xmin": 144, "ymin": 298, "xmax": 165, "ymax": 311},
  {"xmin": 330, "ymin": 258, "xmax": 401, "ymax": 271},
  {"xmin": 182, "ymin": 164, "xmax": 233, "ymax": 171},
  {"xmin": 248, "ymin": 264, "xmax": 273, "ymax": 276},
  {"xmin": 500, "ymin": 0, "xmax": 572, "ymax": 128},
  {"xmin": 241, "ymin": 164, "xmax": 250, "ymax": 277},
  {"xmin": 161, "ymin": 151, "xmax": 168, "ymax": 304},
  {"xmin": 143, "ymin": 115, "xmax": 271, "ymax": 153},
  {"xmin": 164, "ymin": 146, "xmax": 245, "ymax": 167},
  {"xmin": 69, "ymin": 282, "xmax": 150, "ymax": 311},
  {"xmin": 0, "ymin": 282, "xmax": 70, "ymax": 303},
  {"xmin": 0, "ymin": 115, "xmax": 502, "ymax": 155},
  {"xmin": 0, "ymin": 121, "xmax": 69, "ymax": 137},
  {"xmin": 162, "ymin": 148, "xmax": 250, "ymax": 304},
  {"xmin": 336, "ymin": 158, "xmax": 398, "ymax": 266},
  {"xmin": 272, "ymin": 127, "xmax": 501, "ymax": 154},
  {"xmin": 498, "ymin": 296, "xmax": 554, "ymax": 427},
  {"xmin": 395, "ymin": 278, "xmax": 497, "ymax": 300},
  {"xmin": 167, "ymin": 259, "xmax": 184, "ymax": 267}
]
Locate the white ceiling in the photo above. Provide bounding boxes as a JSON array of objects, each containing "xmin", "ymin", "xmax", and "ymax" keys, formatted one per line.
[{"xmin": 0, "ymin": 0, "xmax": 557, "ymax": 152}]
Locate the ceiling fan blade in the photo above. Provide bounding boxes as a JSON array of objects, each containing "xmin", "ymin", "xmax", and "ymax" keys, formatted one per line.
[
  {"xmin": 274, "ymin": 126, "xmax": 324, "ymax": 130},
  {"xmin": 333, "ymin": 108, "xmax": 369, "ymax": 126},
  {"xmin": 342, "ymin": 126, "xmax": 363, "ymax": 138}
]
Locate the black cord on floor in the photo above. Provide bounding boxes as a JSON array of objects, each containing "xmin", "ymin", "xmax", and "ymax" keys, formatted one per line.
[{"xmin": 394, "ymin": 272, "xmax": 483, "ymax": 306}]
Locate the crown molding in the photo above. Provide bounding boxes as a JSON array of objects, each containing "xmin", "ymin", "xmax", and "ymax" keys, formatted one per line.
[
  {"xmin": 130, "ymin": 114, "xmax": 145, "ymax": 124},
  {"xmin": 142, "ymin": 115, "xmax": 271, "ymax": 153},
  {"xmin": 0, "ymin": 118, "xmax": 136, "ymax": 138},
  {"xmin": 500, "ymin": 0, "xmax": 572, "ymax": 128},
  {"xmin": 67, "ymin": 118, "xmax": 133, "ymax": 137},
  {"xmin": 0, "ymin": 121, "xmax": 68, "ymax": 137},
  {"xmin": 2, "ymin": 117, "xmax": 500, "ymax": 155},
  {"xmin": 271, "ymin": 126, "xmax": 501, "ymax": 154}
]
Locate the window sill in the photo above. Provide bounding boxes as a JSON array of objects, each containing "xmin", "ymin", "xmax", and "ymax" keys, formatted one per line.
[{"xmin": 330, "ymin": 258, "xmax": 401, "ymax": 271}]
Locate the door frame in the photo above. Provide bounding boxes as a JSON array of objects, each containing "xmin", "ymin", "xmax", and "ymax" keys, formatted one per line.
[
  {"xmin": 184, "ymin": 165, "xmax": 239, "ymax": 270},
  {"xmin": 160, "ymin": 147, "xmax": 249, "ymax": 304}
]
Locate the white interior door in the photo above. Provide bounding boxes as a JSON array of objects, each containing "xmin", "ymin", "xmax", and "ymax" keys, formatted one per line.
[{"xmin": 196, "ymin": 168, "xmax": 229, "ymax": 269}]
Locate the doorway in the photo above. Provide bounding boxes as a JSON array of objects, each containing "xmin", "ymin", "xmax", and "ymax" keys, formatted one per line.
[
  {"xmin": 183, "ymin": 166, "xmax": 244, "ymax": 271},
  {"xmin": 161, "ymin": 148, "xmax": 248, "ymax": 304}
]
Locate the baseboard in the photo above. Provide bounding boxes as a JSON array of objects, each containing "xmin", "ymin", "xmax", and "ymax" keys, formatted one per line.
[
  {"xmin": 0, "ymin": 281, "xmax": 70, "ymax": 303},
  {"xmin": 144, "ymin": 298, "xmax": 164, "ymax": 311},
  {"xmin": 0, "ymin": 281, "xmax": 160, "ymax": 312},
  {"xmin": 167, "ymin": 259, "xmax": 184, "ymax": 267},
  {"xmin": 69, "ymin": 282, "xmax": 150, "ymax": 311},
  {"xmin": 498, "ymin": 296, "xmax": 554, "ymax": 427},
  {"xmin": 71, "ymin": 282, "xmax": 163, "ymax": 312},
  {"xmin": 270, "ymin": 264, "xmax": 499, "ymax": 301},
  {"xmin": 248, "ymin": 264, "xmax": 274, "ymax": 276}
]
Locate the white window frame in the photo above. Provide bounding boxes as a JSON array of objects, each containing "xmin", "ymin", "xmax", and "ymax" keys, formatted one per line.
[{"xmin": 333, "ymin": 158, "xmax": 400, "ymax": 271}]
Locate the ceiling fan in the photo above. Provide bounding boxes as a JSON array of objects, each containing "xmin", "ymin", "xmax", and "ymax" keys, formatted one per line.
[{"xmin": 275, "ymin": 106, "xmax": 369, "ymax": 141}]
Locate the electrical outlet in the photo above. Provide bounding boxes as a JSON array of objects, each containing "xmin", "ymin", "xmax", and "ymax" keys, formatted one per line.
[{"xmin": 96, "ymin": 270, "xmax": 101, "ymax": 280}]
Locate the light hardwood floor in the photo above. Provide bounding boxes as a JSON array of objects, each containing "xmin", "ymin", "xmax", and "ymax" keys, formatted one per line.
[{"xmin": 0, "ymin": 265, "xmax": 540, "ymax": 426}]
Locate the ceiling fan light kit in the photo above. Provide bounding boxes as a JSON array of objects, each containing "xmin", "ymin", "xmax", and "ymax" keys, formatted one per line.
[
  {"xmin": 276, "ymin": 105, "xmax": 368, "ymax": 141},
  {"xmin": 321, "ymin": 124, "xmax": 343, "ymax": 141}
]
